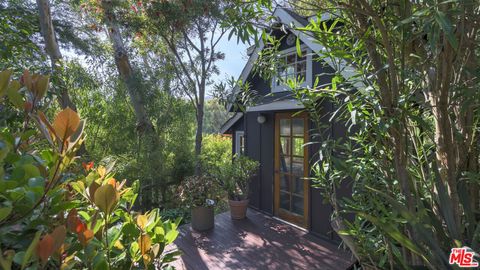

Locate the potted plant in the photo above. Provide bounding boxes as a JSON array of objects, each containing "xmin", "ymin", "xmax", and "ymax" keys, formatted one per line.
[
  {"xmin": 216, "ymin": 156, "xmax": 260, "ymax": 219},
  {"xmin": 178, "ymin": 175, "xmax": 220, "ymax": 231}
]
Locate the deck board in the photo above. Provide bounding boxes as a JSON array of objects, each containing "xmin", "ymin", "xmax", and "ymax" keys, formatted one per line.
[{"xmin": 166, "ymin": 209, "xmax": 354, "ymax": 270}]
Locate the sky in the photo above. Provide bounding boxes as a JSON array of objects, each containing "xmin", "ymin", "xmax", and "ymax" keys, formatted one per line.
[{"xmin": 206, "ymin": 35, "xmax": 249, "ymax": 98}]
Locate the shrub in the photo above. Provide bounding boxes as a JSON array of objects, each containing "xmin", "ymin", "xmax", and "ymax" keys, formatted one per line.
[
  {"xmin": 178, "ymin": 175, "xmax": 222, "ymax": 208},
  {"xmin": 213, "ymin": 155, "xmax": 259, "ymax": 201},
  {"xmin": 0, "ymin": 70, "xmax": 180, "ymax": 269}
]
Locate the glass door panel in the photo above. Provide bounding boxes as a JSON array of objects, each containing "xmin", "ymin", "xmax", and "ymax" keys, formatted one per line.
[{"xmin": 274, "ymin": 112, "xmax": 309, "ymax": 228}]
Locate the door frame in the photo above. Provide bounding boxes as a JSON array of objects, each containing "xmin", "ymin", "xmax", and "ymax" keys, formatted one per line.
[{"xmin": 274, "ymin": 111, "xmax": 310, "ymax": 228}]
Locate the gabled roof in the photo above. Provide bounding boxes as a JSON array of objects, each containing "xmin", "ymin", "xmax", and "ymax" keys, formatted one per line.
[
  {"xmin": 219, "ymin": 112, "xmax": 243, "ymax": 134},
  {"xmin": 227, "ymin": 8, "xmax": 363, "ymax": 111}
]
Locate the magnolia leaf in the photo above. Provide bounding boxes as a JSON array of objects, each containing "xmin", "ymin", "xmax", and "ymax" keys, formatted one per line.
[
  {"xmin": 88, "ymin": 181, "xmax": 100, "ymax": 201},
  {"xmin": 52, "ymin": 108, "xmax": 80, "ymax": 142},
  {"xmin": 34, "ymin": 75, "xmax": 49, "ymax": 100},
  {"xmin": 79, "ymin": 229, "xmax": 94, "ymax": 247},
  {"xmin": 138, "ymin": 234, "xmax": 152, "ymax": 255},
  {"xmin": 97, "ymin": 166, "xmax": 106, "ymax": 179},
  {"xmin": 51, "ymin": 226, "xmax": 67, "ymax": 252},
  {"xmin": 36, "ymin": 234, "xmax": 55, "ymax": 264},
  {"xmin": 6, "ymin": 83, "xmax": 23, "ymax": 109},
  {"xmin": 93, "ymin": 184, "xmax": 118, "ymax": 214},
  {"xmin": 107, "ymin": 178, "xmax": 116, "ymax": 187},
  {"xmin": 0, "ymin": 70, "xmax": 12, "ymax": 97},
  {"xmin": 21, "ymin": 231, "xmax": 41, "ymax": 270},
  {"xmin": 165, "ymin": 230, "xmax": 179, "ymax": 244},
  {"xmin": 137, "ymin": 215, "xmax": 148, "ymax": 230},
  {"xmin": 66, "ymin": 209, "xmax": 79, "ymax": 232},
  {"xmin": 67, "ymin": 120, "xmax": 85, "ymax": 151},
  {"xmin": 37, "ymin": 111, "xmax": 56, "ymax": 138},
  {"xmin": 21, "ymin": 70, "xmax": 32, "ymax": 90},
  {"xmin": 0, "ymin": 206, "xmax": 12, "ymax": 222}
]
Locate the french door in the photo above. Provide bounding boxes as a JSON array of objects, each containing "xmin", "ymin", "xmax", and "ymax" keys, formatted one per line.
[{"xmin": 274, "ymin": 112, "xmax": 309, "ymax": 228}]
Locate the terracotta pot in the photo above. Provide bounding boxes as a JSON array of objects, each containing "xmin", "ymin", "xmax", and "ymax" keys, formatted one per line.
[
  {"xmin": 191, "ymin": 206, "xmax": 214, "ymax": 231},
  {"xmin": 229, "ymin": 199, "xmax": 249, "ymax": 219}
]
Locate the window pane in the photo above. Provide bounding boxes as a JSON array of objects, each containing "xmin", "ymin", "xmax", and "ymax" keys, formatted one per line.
[
  {"xmin": 292, "ymin": 118, "xmax": 304, "ymax": 136},
  {"xmin": 292, "ymin": 157, "xmax": 303, "ymax": 175},
  {"xmin": 286, "ymin": 54, "xmax": 295, "ymax": 64},
  {"xmin": 280, "ymin": 192, "xmax": 290, "ymax": 211},
  {"xmin": 280, "ymin": 137, "xmax": 290, "ymax": 156},
  {"xmin": 292, "ymin": 195, "xmax": 304, "ymax": 215},
  {"xmin": 286, "ymin": 65, "xmax": 295, "ymax": 76},
  {"xmin": 292, "ymin": 137, "xmax": 304, "ymax": 156},
  {"xmin": 293, "ymin": 176, "xmax": 304, "ymax": 195},
  {"xmin": 298, "ymin": 51, "xmax": 307, "ymax": 61},
  {"xmin": 280, "ymin": 156, "xmax": 291, "ymax": 173},
  {"xmin": 280, "ymin": 174, "xmax": 290, "ymax": 192},
  {"xmin": 240, "ymin": 135, "xmax": 245, "ymax": 154},
  {"xmin": 296, "ymin": 61, "xmax": 306, "ymax": 74},
  {"xmin": 280, "ymin": 119, "xmax": 290, "ymax": 135}
]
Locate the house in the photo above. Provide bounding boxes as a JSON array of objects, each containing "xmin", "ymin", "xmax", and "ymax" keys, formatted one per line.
[{"xmin": 220, "ymin": 8, "xmax": 356, "ymax": 241}]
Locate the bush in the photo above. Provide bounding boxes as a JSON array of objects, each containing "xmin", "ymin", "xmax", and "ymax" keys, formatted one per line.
[
  {"xmin": 200, "ymin": 134, "xmax": 231, "ymax": 175},
  {"xmin": 177, "ymin": 175, "xmax": 222, "ymax": 208},
  {"xmin": 0, "ymin": 70, "xmax": 180, "ymax": 269},
  {"xmin": 213, "ymin": 155, "xmax": 259, "ymax": 201}
]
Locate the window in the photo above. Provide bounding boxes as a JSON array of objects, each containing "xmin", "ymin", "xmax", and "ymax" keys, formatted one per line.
[
  {"xmin": 272, "ymin": 46, "xmax": 312, "ymax": 93},
  {"xmin": 235, "ymin": 131, "xmax": 245, "ymax": 155}
]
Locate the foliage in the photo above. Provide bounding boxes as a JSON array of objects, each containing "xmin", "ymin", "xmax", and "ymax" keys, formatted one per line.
[
  {"xmin": 124, "ymin": 0, "xmax": 234, "ymax": 174},
  {"xmin": 225, "ymin": 1, "xmax": 480, "ymax": 268},
  {"xmin": 200, "ymin": 134, "xmax": 232, "ymax": 172},
  {"xmin": 212, "ymin": 155, "xmax": 259, "ymax": 201},
  {"xmin": 203, "ymin": 99, "xmax": 232, "ymax": 134},
  {"xmin": 0, "ymin": 70, "xmax": 179, "ymax": 269},
  {"xmin": 178, "ymin": 175, "xmax": 222, "ymax": 208}
]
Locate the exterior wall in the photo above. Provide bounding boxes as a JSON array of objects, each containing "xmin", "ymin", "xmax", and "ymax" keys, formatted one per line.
[
  {"xmin": 229, "ymin": 36, "xmax": 353, "ymax": 242},
  {"xmin": 245, "ymin": 111, "xmax": 275, "ymax": 214}
]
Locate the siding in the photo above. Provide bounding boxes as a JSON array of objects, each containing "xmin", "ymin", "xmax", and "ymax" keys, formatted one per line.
[{"xmin": 228, "ymin": 40, "xmax": 354, "ymax": 242}]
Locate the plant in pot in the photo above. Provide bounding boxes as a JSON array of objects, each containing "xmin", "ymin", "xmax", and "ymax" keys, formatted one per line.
[
  {"xmin": 178, "ymin": 175, "xmax": 220, "ymax": 231},
  {"xmin": 216, "ymin": 155, "xmax": 260, "ymax": 220}
]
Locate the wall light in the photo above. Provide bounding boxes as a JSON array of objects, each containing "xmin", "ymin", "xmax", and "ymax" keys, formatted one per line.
[{"xmin": 257, "ymin": 114, "xmax": 266, "ymax": 124}]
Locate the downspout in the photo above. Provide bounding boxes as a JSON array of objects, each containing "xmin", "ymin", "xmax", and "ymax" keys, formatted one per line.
[{"xmin": 259, "ymin": 112, "xmax": 262, "ymax": 211}]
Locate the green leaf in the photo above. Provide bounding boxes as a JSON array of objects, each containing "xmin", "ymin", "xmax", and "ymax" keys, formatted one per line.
[
  {"xmin": 434, "ymin": 10, "xmax": 458, "ymax": 50},
  {"xmin": 0, "ymin": 206, "xmax": 12, "ymax": 222},
  {"xmin": 6, "ymin": 81, "xmax": 23, "ymax": 109},
  {"xmin": 296, "ymin": 37, "xmax": 302, "ymax": 57},
  {"xmin": 165, "ymin": 230, "xmax": 179, "ymax": 244},
  {"xmin": 21, "ymin": 231, "xmax": 41, "ymax": 270},
  {"xmin": 0, "ymin": 70, "xmax": 12, "ymax": 98}
]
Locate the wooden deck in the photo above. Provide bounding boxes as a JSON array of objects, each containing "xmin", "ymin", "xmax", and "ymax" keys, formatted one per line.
[{"xmin": 167, "ymin": 209, "xmax": 354, "ymax": 270}]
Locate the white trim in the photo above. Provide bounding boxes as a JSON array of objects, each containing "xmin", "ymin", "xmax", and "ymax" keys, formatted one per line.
[
  {"xmin": 271, "ymin": 45, "xmax": 313, "ymax": 93},
  {"xmin": 235, "ymin": 131, "xmax": 245, "ymax": 155},
  {"xmin": 274, "ymin": 8, "xmax": 364, "ymax": 89},
  {"xmin": 246, "ymin": 100, "xmax": 304, "ymax": 112},
  {"xmin": 227, "ymin": 8, "xmax": 364, "ymax": 112},
  {"xmin": 219, "ymin": 112, "xmax": 243, "ymax": 134}
]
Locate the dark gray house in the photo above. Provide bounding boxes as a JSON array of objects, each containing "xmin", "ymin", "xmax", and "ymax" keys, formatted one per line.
[{"xmin": 220, "ymin": 8, "xmax": 356, "ymax": 241}]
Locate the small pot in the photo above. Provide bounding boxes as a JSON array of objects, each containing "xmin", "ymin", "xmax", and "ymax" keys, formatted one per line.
[
  {"xmin": 191, "ymin": 206, "xmax": 214, "ymax": 231},
  {"xmin": 229, "ymin": 199, "xmax": 249, "ymax": 219}
]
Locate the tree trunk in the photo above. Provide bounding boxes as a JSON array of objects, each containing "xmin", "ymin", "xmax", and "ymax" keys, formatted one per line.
[
  {"xmin": 194, "ymin": 103, "xmax": 204, "ymax": 175},
  {"xmin": 36, "ymin": 0, "xmax": 76, "ymax": 110},
  {"xmin": 101, "ymin": 0, "xmax": 159, "ymax": 209}
]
